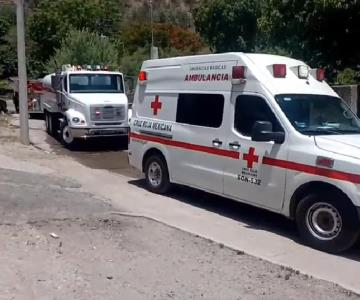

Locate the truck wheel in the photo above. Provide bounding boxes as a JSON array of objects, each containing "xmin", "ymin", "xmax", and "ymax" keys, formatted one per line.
[
  {"xmin": 296, "ymin": 193, "xmax": 359, "ymax": 253},
  {"xmin": 144, "ymin": 155, "xmax": 170, "ymax": 194},
  {"xmin": 60, "ymin": 121, "xmax": 76, "ymax": 149},
  {"xmin": 50, "ymin": 113, "xmax": 59, "ymax": 136},
  {"xmin": 45, "ymin": 112, "xmax": 59, "ymax": 136},
  {"xmin": 45, "ymin": 111, "xmax": 52, "ymax": 135}
]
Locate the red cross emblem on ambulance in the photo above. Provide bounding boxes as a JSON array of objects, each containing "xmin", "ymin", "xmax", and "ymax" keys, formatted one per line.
[
  {"xmin": 151, "ymin": 95, "xmax": 162, "ymax": 116},
  {"xmin": 243, "ymin": 147, "xmax": 259, "ymax": 169}
]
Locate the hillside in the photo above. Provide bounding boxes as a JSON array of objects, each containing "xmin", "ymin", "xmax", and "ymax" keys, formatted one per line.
[
  {"xmin": 126, "ymin": 0, "xmax": 194, "ymax": 11},
  {"xmin": 123, "ymin": 0, "xmax": 196, "ymax": 29}
]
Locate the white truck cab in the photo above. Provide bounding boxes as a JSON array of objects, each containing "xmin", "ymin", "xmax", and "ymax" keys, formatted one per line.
[
  {"xmin": 129, "ymin": 53, "xmax": 360, "ymax": 253},
  {"xmin": 41, "ymin": 65, "xmax": 129, "ymax": 147}
]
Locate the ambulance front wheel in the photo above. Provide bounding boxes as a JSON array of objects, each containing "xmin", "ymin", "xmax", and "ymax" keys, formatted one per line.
[
  {"xmin": 296, "ymin": 193, "xmax": 360, "ymax": 253},
  {"xmin": 144, "ymin": 155, "xmax": 170, "ymax": 194}
]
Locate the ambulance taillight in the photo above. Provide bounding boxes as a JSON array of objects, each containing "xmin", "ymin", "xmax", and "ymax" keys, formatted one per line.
[
  {"xmin": 138, "ymin": 71, "xmax": 148, "ymax": 85},
  {"xmin": 316, "ymin": 68, "xmax": 325, "ymax": 82},
  {"xmin": 273, "ymin": 64, "xmax": 287, "ymax": 78},
  {"xmin": 231, "ymin": 66, "xmax": 246, "ymax": 84}
]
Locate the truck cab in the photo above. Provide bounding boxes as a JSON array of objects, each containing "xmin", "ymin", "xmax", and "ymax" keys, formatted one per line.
[{"xmin": 41, "ymin": 65, "xmax": 129, "ymax": 147}]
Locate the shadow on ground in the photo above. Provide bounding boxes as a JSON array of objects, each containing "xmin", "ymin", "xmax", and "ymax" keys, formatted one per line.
[
  {"xmin": 129, "ymin": 178, "xmax": 360, "ymax": 261},
  {"xmin": 48, "ymin": 134, "xmax": 139, "ymax": 177}
]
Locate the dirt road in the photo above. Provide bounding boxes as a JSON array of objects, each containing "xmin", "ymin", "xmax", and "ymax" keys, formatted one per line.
[
  {"xmin": 0, "ymin": 167, "xmax": 357, "ymax": 300},
  {"xmin": 1, "ymin": 115, "xmax": 360, "ymax": 299}
]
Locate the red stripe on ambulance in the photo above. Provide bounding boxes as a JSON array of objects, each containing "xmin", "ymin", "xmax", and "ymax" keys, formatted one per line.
[
  {"xmin": 131, "ymin": 132, "xmax": 360, "ymax": 185},
  {"xmin": 262, "ymin": 157, "xmax": 360, "ymax": 185},
  {"xmin": 130, "ymin": 132, "xmax": 240, "ymax": 159}
]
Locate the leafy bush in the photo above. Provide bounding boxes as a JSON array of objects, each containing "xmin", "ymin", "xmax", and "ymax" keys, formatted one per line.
[
  {"xmin": 46, "ymin": 29, "xmax": 118, "ymax": 72},
  {"xmin": 336, "ymin": 68, "xmax": 359, "ymax": 85},
  {"xmin": 122, "ymin": 23, "xmax": 204, "ymax": 54}
]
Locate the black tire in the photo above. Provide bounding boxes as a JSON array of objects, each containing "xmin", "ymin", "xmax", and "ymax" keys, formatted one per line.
[
  {"xmin": 45, "ymin": 111, "xmax": 51, "ymax": 134},
  {"xmin": 60, "ymin": 120, "xmax": 76, "ymax": 149},
  {"xmin": 45, "ymin": 111, "xmax": 59, "ymax": 136},
  {"xmin": 50, "ymin": 113, "xmax": 59, "ymax": 136},
  {"xmin": 296, "ymin": 193, "xmax": 360, "ymax": 253},
  {"xmin": 144, "ymin": 155, "xmax": 170, "ymax": 194}
]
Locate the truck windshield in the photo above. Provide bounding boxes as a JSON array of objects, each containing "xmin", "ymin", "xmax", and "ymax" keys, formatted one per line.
[
  {"xmin": 275, "ymin": 94, "xmax": 360, "ymax": 135},
  {"xmin": 69, "ymin": 74, "xmax": 124, "ymax": 93}
]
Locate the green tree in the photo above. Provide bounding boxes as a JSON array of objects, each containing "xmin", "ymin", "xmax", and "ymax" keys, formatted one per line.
[
  {"xmin": 122, "ymin": 23, "xmax": 204, "ymax": 54},
  {"xmin": 336, "ymin": 68, "xmax": 359, "ymax": 85},
  {"xmin": 0, "ymin": 5, "xmax": 17, "ymax": 79},
  {"xmin": 46, "ymin": 29, "xmax": 118, "ymax": 72},
  {"xmin": 259, "ymin": 0, "xmax": 360, "ymax": 79},
  {"xmin": 0, "ymin": 17, "xmax": 10, "ymax": 41},
  {"xmin": 28, "ymin": 0, "xmax": 123, "ymax": 75},
  {"xmin": 193, "ymin": 0, "xmax": 261, "ymax": 52},
  {"xmin": 120, "ymin": 47, "xmax": 149, "ymax": 77}
]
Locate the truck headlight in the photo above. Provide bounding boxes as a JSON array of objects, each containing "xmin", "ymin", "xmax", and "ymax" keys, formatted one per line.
[{"xmin": 72, "ymin": 117, "xmax": 80, "ymax": 123}]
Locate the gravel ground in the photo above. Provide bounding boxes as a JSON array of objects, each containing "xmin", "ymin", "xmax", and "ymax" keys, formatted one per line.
[
  {"xmin": 1, "ymin": 114, "xmax": 360, "ymax": 299},
  {"xmin": 1, "ymin": 216, "xmax": 359, "ymax": 300}
]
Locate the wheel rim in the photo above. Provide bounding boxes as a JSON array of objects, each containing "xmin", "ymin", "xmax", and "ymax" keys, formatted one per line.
[
  {"xmin": 306, "ymin": 202, "xmax": 342, "ymax": 240},
  {"xmin": 148, "ymin": 161, "xmax": 162, "ymax": 187},
  {"xmin": 62, "ymin": 125, "xmax": 73, "ymax": 144}
]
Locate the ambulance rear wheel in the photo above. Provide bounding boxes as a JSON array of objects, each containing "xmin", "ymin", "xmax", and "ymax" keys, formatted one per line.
[
  {"xmin": 296, "ymin": 193, "xmax": 359, "ymax": 253},
  {"xmin": 144, "ymin": 155, "xmax": 170, "ymax": 194}
]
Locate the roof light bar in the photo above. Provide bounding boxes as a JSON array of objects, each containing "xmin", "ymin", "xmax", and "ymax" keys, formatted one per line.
[
  {"xmin": 273, "ymin": 64, "xmax": 287, "ymax": 78},
  {"xmin": 138, "ymin": 71, "xmax": 148, "ymax": 85},
  {"xmin": 316, "ymin": 68, "xmax": 325, "ymax": 81},
  {"xmin": 298, "ymin": 65, "xmax": 309, "ymax": 79},
  {"xmin": 231, "ymin": 66, "xmax": 246, "ymax": 85}
]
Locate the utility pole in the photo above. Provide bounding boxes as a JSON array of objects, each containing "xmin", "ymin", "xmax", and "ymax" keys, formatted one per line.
[
  {"xmin": 150, "ymin": 0, "xmax": 154, "ymax": 51},
  {"xmin": 149, "ymin": 0, "xmax": 158, "ymax": 59},
  {"xmin": 16, "ymin": 0, "xmax": 30, "ymax": 145}
]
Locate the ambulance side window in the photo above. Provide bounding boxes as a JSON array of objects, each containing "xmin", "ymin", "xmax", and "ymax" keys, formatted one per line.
[
  {"xmin": 235, "ymin": 95, "xmax": 283, "ymax": 136},
  {"xmin": 176, "ymin": 93, "xmax": 224, "ymax": 128}
]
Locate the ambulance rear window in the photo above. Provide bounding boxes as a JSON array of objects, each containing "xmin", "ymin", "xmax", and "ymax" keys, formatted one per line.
[{"xmin": 176, "ymin": 93, "xmax": 224, "ymax": 128}]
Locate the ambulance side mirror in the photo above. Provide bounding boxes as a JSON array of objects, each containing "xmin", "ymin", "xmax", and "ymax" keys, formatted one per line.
[{"xmin": 251, "ymin": 121, "xmax": 285, "ymax": 144}]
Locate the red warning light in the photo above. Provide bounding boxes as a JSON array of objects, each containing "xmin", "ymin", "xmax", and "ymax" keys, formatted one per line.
[
  {"xmin": 138, "ymin": 71, "xmax": 147, "ymax": 81},
  {"xmin": 273, "ymin": 64, "xmax": 287, "ymax": 78},
  {"xmin": 232, "ymin": 66, "xmax": 246, "ymax": 79},
  {"xmin": 316, "ymin": 68, "xmax": 325, "ymax": 81}
]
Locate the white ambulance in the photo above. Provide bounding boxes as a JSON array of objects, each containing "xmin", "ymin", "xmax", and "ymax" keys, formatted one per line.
[{"xmin": 129, "ymin": 53, "xmax": 360, "ymax": 253}]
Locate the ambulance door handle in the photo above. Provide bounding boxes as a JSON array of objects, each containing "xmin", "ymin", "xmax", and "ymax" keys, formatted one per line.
[
  {"xmin": 212, "ymin": 138, "xmax": 223, "ymax": 148},
  {"xmin": 229, "ymin": 141, "xmax": 240, "ymax": 150}
]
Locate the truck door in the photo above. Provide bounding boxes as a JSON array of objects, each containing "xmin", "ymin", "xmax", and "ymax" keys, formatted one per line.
[{"xmin": 223, "ymin": 93, "xmax": 288, "ymax": 211}]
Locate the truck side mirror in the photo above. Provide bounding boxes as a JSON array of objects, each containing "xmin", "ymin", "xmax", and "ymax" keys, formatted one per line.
[
  {"xmin": 51, "ymin": 75, "xmax": 62, "ymax": 91},
  {"xmin": 251, "ymin": 121, "xmax": 285, "ymax": 144}
]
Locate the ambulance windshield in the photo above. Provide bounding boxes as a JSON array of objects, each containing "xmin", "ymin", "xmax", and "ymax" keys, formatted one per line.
[
  {"xmin": 275, "ymin": 94, "xmax": 360, "ymax": 135},
  {"xmin": 69, "ymin": 74, "xmax": 124, "ymax": 93}
]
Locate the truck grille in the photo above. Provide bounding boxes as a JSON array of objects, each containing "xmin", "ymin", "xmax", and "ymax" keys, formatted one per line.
[{"xmin": 90, "ymin": 105, "xmax": 125, "ymax": 122}]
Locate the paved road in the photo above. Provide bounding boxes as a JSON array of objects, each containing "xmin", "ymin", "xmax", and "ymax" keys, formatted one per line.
[{"xmin": 5, "ymin": 117, "xmax": 360, "ymax": 294}]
